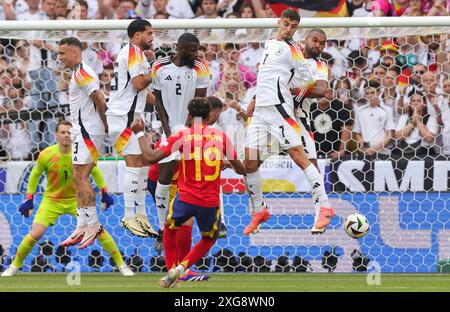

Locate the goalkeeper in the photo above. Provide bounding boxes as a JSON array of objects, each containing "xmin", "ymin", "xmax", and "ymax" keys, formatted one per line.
[{"xmin": 1, "ymin": 120, "xmax": 133, "ymax": 277}]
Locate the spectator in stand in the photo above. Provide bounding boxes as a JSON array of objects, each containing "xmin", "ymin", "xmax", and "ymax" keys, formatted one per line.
[
  {"xmin": 217, "ymin": 0, "xmax": 244, "ymax": 17},
  {"xmin": 347, "ymin": 49, "xmax": 371, "ymax": 105},
  {"xmin": 310, "ymin": 87, "xmax": 353, "ymax": 160},
  {"xmin": 219, "ymin": 43, "xmax": 256, "ymax": 90},
  {"xmin": 250, "ymin": 0, "xmax": 276, "ymax": 18},
  {"xmin": 441, "ymin": 93, "xmax": 450, "ymax": 157},
  {"xmin": 402, "ymin": 0, "xmax": 424, "ymax": 15},
  {"xmin": 324, "ymin": 40, "xmax": 351, "ymax": 79},
  {"xmin": 371, "ymin": 62, "xmax": 387, "ymax": 84},
  {"xmin": 390, "ymin": 0, "xmax": 410, "ymax": 16},
  {"xmin": 239, "ymin": 43, "xmax": 263, "ymax": 74},
  {"xmin": 195, "ymin": 0, "xmax": 225, "ymax": 40},
  {"xmin": 55, "ymin": 0, "xmax": 69, "ymax": 18},
  {"xmin": 42, "ymin": 0, "xmax": 56, "ymax": 19},
  {"xmin": 420, "ymin": 34, "xmax": 447, "ymax": 73},
  {"xmin": 137, "ymin": 0, "xmax": 194, "ymax": 19},
  {"xmin": 396, "ymin": 36, "xmax": 427, "ymax": 72},
  {"xmin": 381, "ymin": 67, "xmax": 401, "ymax": 113},
  {"xmin": 1, "ymin": 0, "xmax": 16, "ymax": 20},
  {"xmin": 354, "ymin": 80, "xmax": 395, "ymax": 159},
  {"xmin": 394, "ymin": 91, "xmax": 438, "ymax": 157},
  {"xmin": 426, "ymin": 0, "xmax": 450, "ymax": 16}
]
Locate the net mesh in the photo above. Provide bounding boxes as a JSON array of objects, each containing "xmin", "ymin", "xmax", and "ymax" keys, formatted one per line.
[{"xmin": 0, "ymin": 24, "xmax": 450, "ymax": 273}]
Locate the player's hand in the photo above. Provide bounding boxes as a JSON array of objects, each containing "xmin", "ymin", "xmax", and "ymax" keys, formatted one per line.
[
  {"xmin": 101, "ymin": 191, "xmax": 114, "ymax": 211},
  {"xmin": 19, "ymin": 199, "xmax": 34, "ymax": 217},
  {"xmin": 222, "ymin": 160, "xmax": 232, "ymax": 170},
  {"xmin": 247, "ymin": 98, "xmax": 256, "ymax": 117},
  {"xmin": 131, "ymin": 118, "xmax": 145, "ymax": 134}
]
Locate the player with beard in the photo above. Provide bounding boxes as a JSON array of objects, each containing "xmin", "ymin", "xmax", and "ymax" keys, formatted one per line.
[
  {"xmin": 106, "ymin": 19, "xmax": 158, "ymax": 238},
  {"xmin": 151, "ymin": 33, "xmax": 209, "ymax": 252}
]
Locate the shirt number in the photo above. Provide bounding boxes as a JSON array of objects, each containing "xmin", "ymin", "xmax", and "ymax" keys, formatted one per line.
[
  {"xmin": 176, "ymin": 83, "xmax": 181, "ymax": 95},
  {"xmin": 183, "ymin": 146, "xmax": 221, "ymax": 182},
  {"xmin": 263, "ymin": 54, "xmax": 269, "ymax": 65}
]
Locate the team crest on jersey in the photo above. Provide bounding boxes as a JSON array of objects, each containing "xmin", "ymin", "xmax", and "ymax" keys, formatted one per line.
[{"xmin": 185, "ymin": 71, "xmax": 193, "ymax": 81}]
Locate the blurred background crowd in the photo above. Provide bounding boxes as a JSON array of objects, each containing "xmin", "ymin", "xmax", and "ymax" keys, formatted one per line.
[{"xmin": 1, "ymin": 0, "xmax": 450, "ymax": 160}]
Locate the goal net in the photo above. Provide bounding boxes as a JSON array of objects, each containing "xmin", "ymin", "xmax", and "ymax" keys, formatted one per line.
[{"xmin": 0, "ymin": 17, "xmax": 449, "ymax": 273}]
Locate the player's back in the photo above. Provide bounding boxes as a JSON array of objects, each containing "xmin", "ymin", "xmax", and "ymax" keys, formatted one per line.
[
  {"xmin": 107, "ymin": 43, "xmax": 150, "ymax": 116},
  {"xmin": 256, "ymin": 39, "xmax": 308, "ymax": 108},
  {"xmin": 37, "ymin": 144, "xmax": 76, "ymax": 201},
  {"xmin": 151, "ymin": 57, "xmax": 209, "ymax": 132},
  {"xmin": 161, "ymin": 124, "xmax": 237, "ymax": 208},
  {"xmin": 69, "ymin": 62, "xmax": 104, "ymax": 137}
]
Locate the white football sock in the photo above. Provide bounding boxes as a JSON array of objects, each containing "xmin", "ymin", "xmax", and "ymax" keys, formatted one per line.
[
  {"xmin": 76, "ymin": 207, "xmax": 87, "ymax": 228},
  {"xmin": 123, "ymin": 166, "xmax": 140, "ymax": 220},
  {"xmin": 304, "ymin": 164, "xmax": 330, "ymax": 209},
  {"xmin": 155, "ymin": 182, "xmax": 170, "ymax": 229},
  {"xmin": 85, "ymin": 206, "xmax": 99, "ymax": 226},
  {"xmin": 245, "ymin": 170, "xmax": 264, "ymax": 213},
  {"xmin": 135, "ymin": 166, "xmax": 149, "ymax": 216}
]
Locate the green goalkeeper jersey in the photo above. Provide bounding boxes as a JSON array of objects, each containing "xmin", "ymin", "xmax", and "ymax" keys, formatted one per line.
[{"xmin": 27, "ymin": 144, "xmax": 105, "ymax": 202}]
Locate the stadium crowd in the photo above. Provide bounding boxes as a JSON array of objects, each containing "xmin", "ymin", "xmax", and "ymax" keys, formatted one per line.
[{"xmin": 1, "ymin": 0, "xmax": 450, "ymax": 160}]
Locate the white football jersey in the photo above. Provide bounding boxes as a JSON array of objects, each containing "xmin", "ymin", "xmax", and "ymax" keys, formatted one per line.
[
  {"xmin": 69, "ymin": 62, "xmax": 104, "ymax": 136},
  {"xmin": 151, "ymin": 57, "xmax": 209, "ymax": 132},
  {"xmin": 255, "ymin": 39, "xmax": 312, "ymax": 108},
  {"xmin": 291, "ymin": 58, "xmax": 329, "ymax": 118},
  {"xmin": 107, "ymin": 43, "xmax": 151, "ymax": 116}
]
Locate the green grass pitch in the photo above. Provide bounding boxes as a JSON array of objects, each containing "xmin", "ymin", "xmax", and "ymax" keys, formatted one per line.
[{"xmin": 1, "ymin": 273, "xmax": 450, "ymax": 292}]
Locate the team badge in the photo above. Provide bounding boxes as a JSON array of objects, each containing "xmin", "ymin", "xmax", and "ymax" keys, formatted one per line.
[{"xmin": 185, "ymin": 71, "xmax": 193, "ymax": 80}]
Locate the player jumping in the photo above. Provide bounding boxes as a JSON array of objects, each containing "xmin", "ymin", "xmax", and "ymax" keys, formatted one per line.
[
  {"xmin": 151, "ymin": 33, "xmax": 209, "ymax": 251},
  {"xmin": 1, "ymin": 121, "xmax": 133, "ymax": 277},
  {"xmin": 243, "ymin": 9, "xmax": 334, "ymax": 236},
  {"xmin": 57, "ymin": 37, "xmax": 108, "ymax": 248},
  {"xmin": 106, "ymin": 19, "xmax": 158, "ymax": 238},
  {"xmin": 131, "ymin": 98, "xmax": 246, "ymax": 288}
]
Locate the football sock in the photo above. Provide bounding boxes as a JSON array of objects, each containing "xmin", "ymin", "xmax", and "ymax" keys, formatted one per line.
[
  {"xmin": 13, "ymin": 234, "xmax": 37, "ymax": 268},
  {"xmin": 163, "ymin": 224, "xmax": 177, "ymax": 270},
  {"xmin": 76, "ymin": 207, "xmax": 87, "ymax": 228},
  {"xmin": 123, "ymin": 167, "xmax": 140, "ymax": 219},
  {"xmin": 304, "ymin": 164, "xmax": 330, "ymax": 209},
  {"xmin": 85, "ymin": 206, "xmax": 99, "ymax": 227},
  {"xmin": 98, "ymin": 229, "xmax": 124, "ymax": 267},
  {"xmin": 176, "ymin": 225, "xmax": 192, "ymax": 263},
  {"xmin": 219, "ymin": 187, "xmax": 225, "ymax": 223},
  {"xmin": 155, "ymin": 182, "xmax": 170, "ymax": 229},
  {"xmin": 245, "ymin": 170, "xmax": 264, "ymax": 212},
  {"xmin": 135, "ymin": 166, "xmax": 149, "ymax": 216},
  {"xmin": 179, "ymin": 236, "xmax": 216, "ymax": 270}
]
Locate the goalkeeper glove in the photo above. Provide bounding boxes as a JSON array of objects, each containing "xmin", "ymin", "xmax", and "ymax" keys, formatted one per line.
[
  {"xmin": 19, "ymin": 193, "xmax": 34, "ymax": 217},
  {"xmin": 101, "ymin": 188, "xmax": 114, "ymax": 210}
]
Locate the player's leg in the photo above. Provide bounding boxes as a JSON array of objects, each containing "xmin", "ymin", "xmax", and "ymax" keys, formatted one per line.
[
  {"xmin": 217, "ymin": 187, "xmax": 228, "ymax": 238},
  {"xmin": 242, "ymin": 111, "xmax": 271, "ymax": 235},
  {"xmin": 97, "ymin": 229, "xmax": 134, "ymax": 276},
  {"xmin": 155, "ymin": 160, "xmax": 177, "ymax": 230},
  {"xmin": 297, "ymin": 119, "xmax": 325, "ymax": 234},
  {"xmin": 3, "ymin": 199, "xmax": 60, "ymax": 276},
  {"xmin": 160, "ymin": 204, "xmax": 219, "ymax": 288}
]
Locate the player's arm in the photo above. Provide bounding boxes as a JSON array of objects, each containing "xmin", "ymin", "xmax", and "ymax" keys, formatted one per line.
[
  {"xmin": 154, "ymin": 89, "xmax": 171, "ymax": 137},
  {"xmin": 131, "ymin": 118, "xmax": 171, "ymax": 163},
  {"xmin": 132, "ymin": 73, "xmax": 153, "ymax": 92},
  {"xmin": 91, "ymin": 165, "xmax": 114, "ymax": 210},
  {"xmin": 194, "ymin": 88, "xmax": 207, "ymax": 97},
  {"xmin": 20, "ymin": 153, "xmax": 47, "ymax": 217},
  {"xmin": 223, "ymin": 133, "xmax": 246, "ymax": 175},
  {"xmin": 228, "ymin": 159, "xmax": 246, "ymax": 175},
  {"xmin": 90, "ymin": 89, "xmax": 108, "ymax": 133}
]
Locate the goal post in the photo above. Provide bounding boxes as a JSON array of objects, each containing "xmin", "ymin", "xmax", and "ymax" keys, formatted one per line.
[{"xmin": 0, "ymin": 17, "xmax": 449, "ymax": 273}]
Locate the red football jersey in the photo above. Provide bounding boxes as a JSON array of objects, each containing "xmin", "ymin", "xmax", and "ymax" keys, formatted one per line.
[{"xmin": 159, "ymin": 123, "xmax": 237, "ymax": 207}]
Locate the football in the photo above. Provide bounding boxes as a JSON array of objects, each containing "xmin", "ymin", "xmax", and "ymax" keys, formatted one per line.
[{"xmin": 343, "ymin": 213, "xmax": 370, "ymax": 238}]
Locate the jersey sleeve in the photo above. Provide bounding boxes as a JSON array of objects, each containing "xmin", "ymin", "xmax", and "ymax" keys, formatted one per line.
[
  {"xmin": 194, "ymin": 61, "xmax": 210, "ymax": 89},
  {"xmin": 159, "ymin": 130, "xmax": 184, "ymax": 156},
  {"xmin": 128, "ymin": 44, "xmax": 145, "ymax": 80},
  {"xmin": 74, "ymin": 65, "xmax": 98, "ymax": 96},
  {"xmin": 91, "ymin": 165, "xmax": 106, "ymax": 190},
  {"xmin": 313, "ymin": 60, "xmax": 329, "ymax": 81},
  {"xmin": 26, "ymin": 151, "xmax": 48, "ymax": 196},
  {"xmin": 150, "ymin": 61, "xmax": 161, "ymax": 91}
]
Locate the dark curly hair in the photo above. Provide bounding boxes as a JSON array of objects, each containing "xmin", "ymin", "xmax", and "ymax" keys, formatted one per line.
[{"xmin": 188, "ymin": 97, "xmax": 211, "ymax": 120}]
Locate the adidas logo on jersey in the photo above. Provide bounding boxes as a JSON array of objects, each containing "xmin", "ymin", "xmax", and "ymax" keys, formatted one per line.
[{"xmin": 165, "ymin": 75, "xmax": 172, "ymax": 80}]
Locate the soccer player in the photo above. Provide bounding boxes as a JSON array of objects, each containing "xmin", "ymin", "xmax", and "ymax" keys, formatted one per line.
[
  {"xmin": 57, "ymin": 37, "xmax": 108, "ymax": 248},
  {"xmin": 291, "ymin": 28, "xmax": 329, "ymax": 234},
  {"xmin": 243, "ymin": 9, "xmax": 334, "ymax": 236},
  {"xmin": 106, "ymin": 19, "xmax": 158, "ymax": 238},
  {"xmin": 1, "ymin": 120, "xmax": 133, "ymax": 277},
  {"xmin": 151, "ymin": 33, "xmax": 209, "ymax": 246},
  {"xmin": 131, "ymin": 98, "xmax": 246, "ymax": 288}
]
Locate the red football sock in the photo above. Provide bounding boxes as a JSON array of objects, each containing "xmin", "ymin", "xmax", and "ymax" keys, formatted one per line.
[
  {"xmin": 176, "ymin": 225, "xmax": 192, "ymax": 264},
  {"xmin": 163, "ymin": 224, "xmax": 177, "ymax": 270},
  {"xmin": 180, "ymin": 236, "xmax": 216, "ymax": 270}
]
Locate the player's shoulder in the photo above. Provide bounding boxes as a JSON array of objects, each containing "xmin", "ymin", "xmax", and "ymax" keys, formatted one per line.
[
  {"xmin": 73, "ymin": 62, "xmax": 96, "ymax": 85},
  {"xmin": 39, "ymin": 144, "xmax": 59, "ymax": 159},
  {"xmin": 193, "ymin": 60, "xmax": 209, "ymax": 74},
  {"xmin": 151, "ymin": 56, "xmax": 172, "ymax": 73}
]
